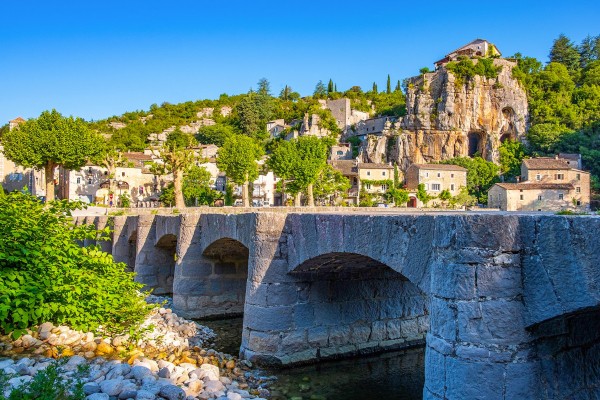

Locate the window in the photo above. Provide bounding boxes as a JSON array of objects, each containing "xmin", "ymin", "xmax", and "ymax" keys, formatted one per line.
[
  {"xmin": 536, "ymin": 174, "xmax": 541, "ymax": 181},
  {"xmin": 337, "ymin": 150, "xmax": 344, "ymax": 155},
  {"xmin": 382, "ymin": 171, "xmax": 386, "ymax": 176},
  {"xmin": 576, "ymin": 173, "xmax": 581, "ymax": 180},
  {"xmin": 381, "ymin": 184, "xmax": 388, "ymax": 191},
  {"xmin": 520, "ymin": 195, "xmax": 524, "ymax": 200},
  {"xmin": 104, "ymin": 171, "xmax": 108, "ymax": 175},
  {"xmin": 425, "ymin": 183, "xmax": 430, "ymax": 190},
  {"xmin": 425, "ymin": 172, "xmax": 429, "ymax": 177},
  {"xmin": 576, "ymin": 187, "xmax": 581, "ymax": 193},
  {"xmin": 122, "ymin": 172, "xmax": 126, "ymax": 177},
  {"xmin": 88, "ymin": 167, "xmax": 93, "ymax": 173},
  {"xmin": 558, "ymin": 193, "xmax": 564, "ymax": 200},
  {"xmin": 451, "ymin": 173, "xmax": 454, "ymax": 178},
  {"xmin": 555, "ymin": 174, "xmax": 564, "ymax": 180},
  {"xmin": 437, "ymin": 172, "xmax": 441, "ymax": 178},
  {"xmin": 365, "ymin": 183, "xmax": 371, "ymax": 190},
  {"xmin": 366, "ymin": 171, "xmax": 371, "ymax": 176},
  {"xmin": 431, "ymin": 183, "xmax": 441, "ymax": 191},
  {"xmin": 76, "ymin": 177, "xmax": 81, "ymax": 184},
  {"xmin": 537, "ymin": 195, "xmax": 542, "ymax": 200},
  {"xmin": 577, "ymin": 200, "xmax": 581, "ymax": 206},
  {"xmin": 87, "ymin": 178, "xmax": 92, "ymax": 185},
  {"xmin": 450, "ymin": 184, "xmax": 455, "ymax": 191}
]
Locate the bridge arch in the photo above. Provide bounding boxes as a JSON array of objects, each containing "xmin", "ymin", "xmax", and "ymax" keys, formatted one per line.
[
  {"xmin": 241, "ymin": 249, "xmax": 429, "ymax": 366},
  {"xmin": 152, "ymin": 234, "xmax": 177, "ymax": 295}
]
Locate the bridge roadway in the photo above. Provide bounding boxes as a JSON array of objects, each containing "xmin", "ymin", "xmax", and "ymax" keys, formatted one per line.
[{"xmin": 75, "ymin": 211, "xmax": 600, "ymax": 400}]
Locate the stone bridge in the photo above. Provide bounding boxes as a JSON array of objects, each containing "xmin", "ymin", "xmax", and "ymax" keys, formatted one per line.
[{"xmin": 76, "ymin": 212, "xmax": 600, "ymax": 400}]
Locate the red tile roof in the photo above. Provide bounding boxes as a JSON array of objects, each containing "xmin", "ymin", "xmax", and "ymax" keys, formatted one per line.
[{"xmin": 411, "ymin": 163, "xmax": 468, "ymax": 172}]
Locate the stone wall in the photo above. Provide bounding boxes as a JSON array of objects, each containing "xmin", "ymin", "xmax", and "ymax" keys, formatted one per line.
[{"xmin": 532, "ymin": 307, "xmax": 600, "ymax": 398}]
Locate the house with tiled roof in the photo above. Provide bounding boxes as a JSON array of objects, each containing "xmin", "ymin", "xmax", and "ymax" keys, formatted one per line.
[
  {"xmin": 434, "ymin": 39, "xmax": 501, "ymax": 68},
  {"xmin": 488, "ymin": 156, "xmax": 590, "ymax": 211},
  {"xmin": 405, "ymin": 163, "xmax": 468, "ymax": 207}
]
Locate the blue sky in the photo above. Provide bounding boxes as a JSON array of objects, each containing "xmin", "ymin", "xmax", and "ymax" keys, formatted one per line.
[{"xmin": 1, "ymin": 1, "xmax": 599, "ymax": 123}]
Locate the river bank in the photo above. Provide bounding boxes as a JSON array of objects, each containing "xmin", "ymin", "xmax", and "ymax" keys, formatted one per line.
[{"xmin": 0, "ymin": 297, "xmax": 272, "ymax": 399}]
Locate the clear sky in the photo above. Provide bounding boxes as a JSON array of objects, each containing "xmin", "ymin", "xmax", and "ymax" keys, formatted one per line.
[{"xmin": 1, "ymin": 1, "xmax": 599, "ymax": 123}]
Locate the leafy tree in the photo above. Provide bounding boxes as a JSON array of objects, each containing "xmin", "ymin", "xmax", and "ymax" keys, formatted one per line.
[
  {"xmin": 313, "ymin": 164, "xmax": 351, "ymax": 205},
  {"xmin": 578, "ymin": 35, "xmax": 600, "ymax": 69},
  {"xmin": 450, "ymin": 186, "xmax": 477, "ymax": 209},
  {"xmin": 216, "ymin": 135, "xmax": 263, "ymax": 207},
  {"xmin": 386, "ymin": 74, "xmax": 392, "ymax": 94},
  {"xmin": 156, "ymin": 129, "xmax": 197, "ymax": 209},
  {"xmin": 279, "ymin": 85, "xmax": 297, "ymax": 101},
  {"xmin": 438, "ymin": 189, "xmax": 452, "ymax": 207},
  {"xmin": 0, "ymin": 110, "xmax": 103, "ymax": 202},
  {"xmin": 549, "ymin": 34, "xmax": 581, "ymax": 78},
  {"xmin": 0, "ymin": 192, "xmax": 152, "ymax": 338},
  {"xmin": 499, "ymin": 139, "xmax": 527, "ymax": 180},
  {"xmin": 441, "ymin": 157, "xmax": 500, "ymax": 204},
  {"xmin": 385, "ymin": 186, "xmax": 409, "ymax": 206},
  {"xmin": 182, "ymin": 165, "xmax": 222, "ymax": 206},
  {"xmin": 196, "ymin": 123, "xmax": 235, "ymax": 146},
  {"xmin": 313, "ymin": 80, "xmax": 327, "ymax": 98},
  {"xmin": 159, "ymin": 183, "xmax": 176, "ymax": 206},
  {"xmin": 257, "ymin": 78, "xmax": 271, "ymax": 96},
  {"xmin": 267, "ymin": 140, "xmax": 298, "ymax": 203},
  {"xmin": 419, "ymin": 67, "xmax": 430, "ymax": 75},
  {"xmin": 416, "ymin": 183, "xmax": 434, "ymax": 207},
  {"xmin": 294, "ymin": 136, "xmax": 329, "ymax": 206},
  {"xmin": 235, "ymin": 92, "xmax": 273, "ymax": 139},
  {"xmin": 327, "ymin": 79, "xmax": 334, "ymax": 94}
]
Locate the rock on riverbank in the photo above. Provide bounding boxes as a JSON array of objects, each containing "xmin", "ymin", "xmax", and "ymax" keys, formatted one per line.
[{"xmin": 0, "ymin": 296, "xmax": 273, "ymax": 399}]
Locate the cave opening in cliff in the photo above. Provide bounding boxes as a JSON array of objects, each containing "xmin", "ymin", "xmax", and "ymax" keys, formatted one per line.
[{"xmin": 468, "ymin": 132, "xmax": 482, "ymax": 157}]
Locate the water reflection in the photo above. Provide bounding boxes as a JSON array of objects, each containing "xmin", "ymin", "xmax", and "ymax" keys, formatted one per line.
[{"xmin": 199, "ymin": 317, "xmax": 424, "ymax": 400}]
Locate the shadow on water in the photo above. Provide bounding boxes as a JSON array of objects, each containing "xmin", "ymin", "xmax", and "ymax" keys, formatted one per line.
[{"xmin": 198, "ymin": 317, "xmax": 424, "ymax": 400}]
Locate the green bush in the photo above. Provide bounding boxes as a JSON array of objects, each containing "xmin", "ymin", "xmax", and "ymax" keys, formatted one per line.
[
  {"xmin": 0, "ymin": 192, "xmax": 153, "ymax": 338},
  {"xmin": 0, "ymin": 358, "xmax": 87, "ymax": 400}
]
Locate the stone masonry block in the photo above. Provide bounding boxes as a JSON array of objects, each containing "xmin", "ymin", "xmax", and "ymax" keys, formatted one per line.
[
  {"xmin": 244, "ymin": 304, "xmax": 294, "ymax": 332},
  {"xmin": 430, "ymin": 261, "xmax": 476, "ymax": 300}
]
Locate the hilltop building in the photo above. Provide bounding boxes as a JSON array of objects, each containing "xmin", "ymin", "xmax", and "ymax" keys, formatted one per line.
[{"xmin": 434, "ymin": 39, "xmax": 501, "ymax": 68}]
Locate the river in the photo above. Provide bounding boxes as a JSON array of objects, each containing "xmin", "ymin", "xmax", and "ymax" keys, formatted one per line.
[{"xmin": 199, "ymin": 317, "xmax": 425, "ymax": 400}]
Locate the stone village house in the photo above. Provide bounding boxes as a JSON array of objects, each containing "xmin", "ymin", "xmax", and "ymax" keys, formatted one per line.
[
  {"xmin": 405, "ymin": 164, "xmax": 468, "ymax": 207},
  {"xmin": 488, "ymin": 157, "xmax": 590, "ymax": 211}
]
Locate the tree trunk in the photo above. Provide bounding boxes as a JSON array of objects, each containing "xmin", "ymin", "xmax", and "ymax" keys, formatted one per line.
[
  {"xmin": 242, "ymin": 179, "xmax": 250, "ymax": 207},
  {"xmin": 307, "ymin": 183, "xmax": 314, "ymax": 207},
  {"xmin": 173, "ymin": 168, "xmax": 185, "ymax": 208},
  {"xmin": 282, "ymin": 180, "xmax": 286, "ymax": 206},
  {"xmin": 44, "ymin": 162, "xmax": 55, "ymax": 202},
  {"xmin": 295, "ymin": 192, "xmax": 301, "ymax": 207}
]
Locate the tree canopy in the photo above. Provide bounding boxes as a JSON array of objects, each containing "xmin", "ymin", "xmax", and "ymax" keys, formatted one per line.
[{"xmin": 0, "ymin": 110, "xmax": 104, "ymax": 201}]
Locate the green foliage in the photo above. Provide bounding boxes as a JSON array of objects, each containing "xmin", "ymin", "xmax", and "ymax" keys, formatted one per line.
[
  {"xmin": 416, "ymin": 183, "xmax": 435, "ymax": 206},
  {"xmin": 159, "ymin": 183, "xmax": 175, "ymax": 206},
  {"xmin": 118, "ymin": 192, "xmax": 131, "ymax": 208},
  {"xmin": 224, "ymin": 183, "xmax": 234, "ymax": 206},
  {"xmin": 445, "ymin": 57, "xmax": 502, "ymax": 86},
  {"xmin": 196, "ymin": 123, "xmax": 235, "ymax": 147},
  {"xmin": 359, "ymin": 189, "xmax": 375, "ymax": 207},
  {"xmin": 441, "ymin": 157, "xmax": 499, "ymax": 204},
  {"xmin": 0, "ymin": 358, "xmax": 88, "ymax": 400},
  {"xmin": 216, "ymin": 135, "xmax": 263, "ymax": 185},
  {"xmin": 345, "ymin": 136, "xmax": 362, "ymax": 158},
  {"xmin": 549, "ymin": 34, "xmax": 582, "ymax": 78},
  {"xmin": 234, "ymin": 92, "xmax": 274, "ymax": 139},
  {"xmin": 513, "ymin": 35, "xmax": 600, "ymax": 190},
  {"xmin": 386, "ymin": 186, "xmax": 409, "ymax": 206},
  {"xmin": 449, "ymin": 187, "xmax": 477, "ymax": 209},
  {"xmin": 438, "ymin": 189, "xmax": 452, "ymax": 202},
  {"xmin": 0, "ymin": 192, "xmax": 153, "ymax": 338},
  {"xmin": 312, "ymin": 164, "xmax": 351, "ymax": 205},
  {"xmin": 182, "ymin": 166, "xmax": 222, "ymax": 206},
  {"xmin": 499, "ymin": 139, "xmax": 528, "ymax": 180},
  {"xmin": 313, "ymin": 81, "xmax": 327, "ymax": 98}
]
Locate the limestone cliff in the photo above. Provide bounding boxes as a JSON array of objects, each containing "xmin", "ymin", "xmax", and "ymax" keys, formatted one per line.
[{"xmin": 360, "ymin": 58, "xmax": 528, "ymax": 171}]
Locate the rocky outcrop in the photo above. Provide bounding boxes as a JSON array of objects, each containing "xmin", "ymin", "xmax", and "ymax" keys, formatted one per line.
[{"xmin": 360, "ymin": 58, "xmax": 528, "ymax": 170}]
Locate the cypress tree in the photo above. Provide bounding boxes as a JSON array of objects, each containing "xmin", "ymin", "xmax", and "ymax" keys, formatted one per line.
[
  {"xmin": 395, "ymin": 80, "xmax": 401, "ymax": 92},
  {"xmin": 327, "ymin": 79, "xmax": 334, "ymax": 94},
  {"xmin": 386, "ymin": 74, "xmax": 391, "ymax": 94},
  {"xmin": 372, "ymin": 82, "xmax": 378, "ymax": 93}
]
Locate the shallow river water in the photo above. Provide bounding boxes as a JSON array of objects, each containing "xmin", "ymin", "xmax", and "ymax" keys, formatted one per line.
[{"xmin": 199, "ymin": 317, "xmax": 425, "ymax": 400}]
